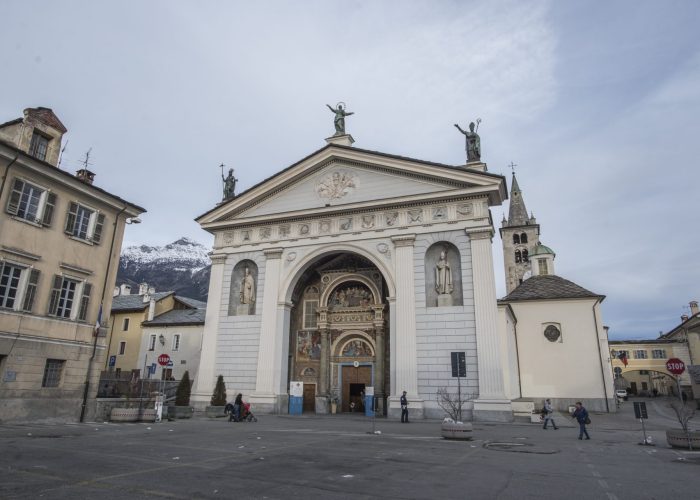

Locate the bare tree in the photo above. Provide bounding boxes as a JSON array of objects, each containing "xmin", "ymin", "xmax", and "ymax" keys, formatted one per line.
[
  {"xmin": 669, "ymin": 399, "xmax": 696, "ymax": 450},
  {"xmin": 436, "ymin": 387, "xmax": 476, "ymax": 422}
]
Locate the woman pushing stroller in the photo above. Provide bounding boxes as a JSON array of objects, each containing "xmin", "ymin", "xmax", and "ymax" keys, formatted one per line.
[{"xmin": 225, "ymin": 394, "xmax": 257, "ymax": 422}]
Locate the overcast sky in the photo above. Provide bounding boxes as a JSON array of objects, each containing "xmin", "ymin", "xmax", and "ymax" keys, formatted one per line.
[{"xmin": 3, "ymin": 1, "xmax": 699, "ymax": 340}]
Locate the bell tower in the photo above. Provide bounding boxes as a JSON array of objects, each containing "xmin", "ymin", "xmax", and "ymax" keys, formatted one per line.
[{"xmin": 499, "ymin": 173, "xmax": 540, "ymax": 294}]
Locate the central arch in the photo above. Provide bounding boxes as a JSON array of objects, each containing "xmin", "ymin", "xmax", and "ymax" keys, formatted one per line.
[{"xmin": 283, "ymin": 248, "xmax": 391, "ymax": 415}]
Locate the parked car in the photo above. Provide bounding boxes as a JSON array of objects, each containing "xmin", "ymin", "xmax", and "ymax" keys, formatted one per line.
[{"xmin": 615, "ymin": 389, "xmax": 628, "ymax": 401}]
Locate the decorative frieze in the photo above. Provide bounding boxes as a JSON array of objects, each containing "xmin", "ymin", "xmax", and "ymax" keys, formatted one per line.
[{"xmin": 216, "ymin": 200, "xmax": 481, "ymax": 248}]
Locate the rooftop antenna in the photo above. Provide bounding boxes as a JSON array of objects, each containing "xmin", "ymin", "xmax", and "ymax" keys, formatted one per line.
[
  {"xmin": 58, "ymin": 140, "xmax": 68, "ymax": 168},
  {"xmin": 81, "ymin": 148, "xmax": 93, "ymax": 170}
]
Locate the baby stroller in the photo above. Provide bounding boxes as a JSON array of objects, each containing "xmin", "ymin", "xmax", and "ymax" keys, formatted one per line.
[
  {"xmin": 240, "ymin": 402, "xmax": 258, "ymax": 422},
  {"xmin": 224, "ymin": 402, "xmax": 257, "ymax": 422}
]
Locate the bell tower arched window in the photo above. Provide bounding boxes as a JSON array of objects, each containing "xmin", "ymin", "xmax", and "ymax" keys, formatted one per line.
[
  {"xmin": 520, "ymin": 233, "xmax": 528, "ymax": 244},
  {"xmin": 514, "ymin": 250, "xmax": 522, "ymax": 263},
  {"xmin": 522, "ymin": 249, "xmax": 529, "ymax": 262},
  {"xmin": 513, "ymin": 234, "xmax": 520, "ymax": 244}
]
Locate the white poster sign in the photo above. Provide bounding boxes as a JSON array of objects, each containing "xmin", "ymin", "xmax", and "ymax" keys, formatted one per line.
[
  {"xmin": 364, "ymin": 386, "xmax": 374, "ymax": 396},
  {"xmin": 290, "ymin": 381, "xmax": 304, "ymax": 397}
]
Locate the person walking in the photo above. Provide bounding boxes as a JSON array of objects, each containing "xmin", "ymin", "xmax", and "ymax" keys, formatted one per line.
[
  {"xmin": 572, "ymin": 401, "xmax": 590, "ymax": 440},
  {"xmin": 542, "ymin": 399, "xmax": 558, "ymax": 430},
  {"xmin": 400, "ymin": 391, "xmax": 409, "ymax": 423}
]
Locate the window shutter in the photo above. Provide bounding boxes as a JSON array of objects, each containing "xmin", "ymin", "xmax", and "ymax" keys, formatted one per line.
[
  {"xmin": 21, "ymin": 269, "xmax": 41, "ymax": 312},
  {"xmin": 42, "ymin": 192, "xmax": 56, "ymax": 227},
  {"xmin": 78, "ymin": 283, "xmax": 92, "ymax": 321},
  {"xmin": 64, "ymin": 202, "xmax": 78, "ymax": 235},
  {"xmin": 6, "ymin": 179, "xmax": 24, "ymax": 215},
  {"xmin": 92, "ymin": 213, "xmax": 106, "ymax": 244},
  {"xmin": 48, "ymin": 275, "xmax": 63, "ymax": 315}
]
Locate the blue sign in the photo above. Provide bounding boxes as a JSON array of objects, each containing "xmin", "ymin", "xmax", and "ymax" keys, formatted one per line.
[
  {"xmin": 108, "ymin": 355, "xmax": 116, "ymax": 367},
  {"xmin": 149, "ymin": 363, "xmax": 157, "ymax": 375},
  {"xmin": 166, "ymin": 360, "xmax": 174, "ymax": 367}
]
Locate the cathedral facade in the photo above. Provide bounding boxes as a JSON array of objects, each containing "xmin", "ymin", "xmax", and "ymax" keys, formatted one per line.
[{"xmin": 194, "ymin": 133, "xmax": 514, "ymax": 421}]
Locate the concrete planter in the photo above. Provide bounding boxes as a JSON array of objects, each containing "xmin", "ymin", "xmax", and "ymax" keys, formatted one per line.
[
  {"xmin": 110, "ymin": 408, "xmax": 157, "ymax": 422},
  {"xmin": 441, "ymin": 422, "xmax": 473, "ymax": 440},
  {"xmin": 171, "ymin": 406, "xmax": 193, "ymax": 419},
  {"xmin": 666, "ymin": 430, "xmax": 700, "ymax": 449},
  {"xmin": 205, "ymin": 406, "xmax": 227, "ymax": 418}
]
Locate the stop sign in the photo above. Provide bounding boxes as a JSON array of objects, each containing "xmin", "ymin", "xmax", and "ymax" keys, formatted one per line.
[
  {"xmin": 666, "ymin": 358, "xmax": 685, "ymax": 375},
  {"xmin": 158, "ymin": 354, "xmax": 171, "ymax": 366}
]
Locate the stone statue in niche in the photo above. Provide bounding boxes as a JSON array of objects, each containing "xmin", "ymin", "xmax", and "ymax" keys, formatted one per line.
[
  {"xmin": 435, "ymin": 250, "xmax": 454, "ymax": 306},
  {"xmin": 240, "ymin": 267, "xmax": 256, "ymax": 304}
]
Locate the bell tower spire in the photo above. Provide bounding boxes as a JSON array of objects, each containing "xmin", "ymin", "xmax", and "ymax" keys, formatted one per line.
[{"xmin": 499, "ymin": 171, "xmax": 541, "ymax": 293}]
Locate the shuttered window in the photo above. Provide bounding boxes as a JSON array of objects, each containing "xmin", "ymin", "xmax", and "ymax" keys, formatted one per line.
[
  {"xmin": 48, "ymin": 275, "xmax": 80, "ymax": 319},
  {"xmin": 77, "ymin": 283, "xmax": 91, "ymax": 321},
  {"xmin": 65, "ymin": 202, "xmax": 104, "ymax": 243},
  {"xmin": 6, "ymin": 178, "xmax": 55, "ymax": 226},
  {"xmin": 21, "ymin": 269, "xmax": 40, "ymax": 312},
  {"xmin": 29, "ymin": 132, "xmax": 50, "ymax": 161},
  {"xmin": 0, "ymin": 263, "xmax": 22, "ymax": 309}
]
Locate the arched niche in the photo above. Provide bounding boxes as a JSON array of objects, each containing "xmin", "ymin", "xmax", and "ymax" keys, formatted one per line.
[
  {"xmin": 228, "ymin": 259, "xmax": 258, "ymax": 315},
  {"xmin": 424, "ymin": 242, "xmax": 463, "ymax": 307}
]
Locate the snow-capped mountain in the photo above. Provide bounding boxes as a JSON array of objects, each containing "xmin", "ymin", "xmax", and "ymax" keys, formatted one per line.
[{"xmin": 117, "ymin": 237, "xmax": 211, "ymax": 301}]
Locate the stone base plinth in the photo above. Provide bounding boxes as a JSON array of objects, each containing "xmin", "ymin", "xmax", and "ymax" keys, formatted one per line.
[
  {"xmin": 237, "ymin": 304, "xmax": 251, "ymax": 315},
  {"xmin": 325, "ymin": 134, "xmax": 355, "ymax": 147},
  {"xmin": 315, "ymin": 397, "xmax": 329, "ymax": 414},
  {"xmin": 473, "ymin": 399, "xmax": 513, "ymax": 422},
  {"xmin": 388, "ymin": 396, "xmax": 424, "ymax": 420},
  {"xmin": 437, "ymin": 293, "xmax": 453, "ymax": 307},
  {"xmin": 248, "ymin": 393, "xmax": 289, "ymax": 414}
]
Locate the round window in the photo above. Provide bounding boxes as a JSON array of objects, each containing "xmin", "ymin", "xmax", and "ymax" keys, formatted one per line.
[{"xmin": 544, "ymin": 325, "xmax": 561, "ymax": 342}]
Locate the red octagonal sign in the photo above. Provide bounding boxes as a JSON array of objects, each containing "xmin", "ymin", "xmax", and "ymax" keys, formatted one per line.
[
  {"xmin": 666, "ymin": 358, "xmax": 685, "ymax": 375},
  {"xmin": 158, "ymin": 354, "xmax": 171, "ymax": 367}
]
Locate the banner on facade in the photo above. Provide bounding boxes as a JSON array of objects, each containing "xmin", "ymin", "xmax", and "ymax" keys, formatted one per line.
[{"xmin": 290, "ymin": 381, "xmax": 304, "ymax": 397}]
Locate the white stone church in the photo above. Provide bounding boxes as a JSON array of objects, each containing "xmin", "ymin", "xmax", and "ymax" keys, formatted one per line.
[{"xmin": 193, "ymin": 126, "xmax": 615, "ymax": 421}]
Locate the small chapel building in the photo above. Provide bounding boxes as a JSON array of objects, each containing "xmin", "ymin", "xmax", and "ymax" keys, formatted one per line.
[{"xmin": 193, "ymin": 128, "xmax": 614, "ymax": 420}]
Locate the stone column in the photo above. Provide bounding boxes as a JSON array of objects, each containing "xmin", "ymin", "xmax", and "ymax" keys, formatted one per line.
[
  {"xmin": 251, "ymin": 248, "xmax": 284, "ymax": 413},
  {"xmin": 373, "ymin": 314, "xmax": 385, "ymax": 414},
  {"xmin": 191, "ymin": 253, "xmax": 227, "ymax": 407},
  {"xmin": 318, "ymin": 327, "xmax": 330, "ymax": 396},
  {"xmin": 469, "ymin": 230, "xmax": 513, "ymax": 422},
  {"xmin": 390, "ymin": 235, "xmax": 422, "ymax": 418}
]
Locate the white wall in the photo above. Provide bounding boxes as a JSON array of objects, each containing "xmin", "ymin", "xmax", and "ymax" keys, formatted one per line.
[{"xmin": 509, "ymin": 298, "xmax": 613, "ymax": 411}]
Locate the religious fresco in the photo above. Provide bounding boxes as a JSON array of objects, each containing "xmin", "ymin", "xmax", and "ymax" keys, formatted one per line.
[
  {"xmin": 297, "ymin": 331, "xmax": 321, "ymax": 360},
  {"xmin": 329, "ymin": 284, "xmax": 373, "ymax": 308},
  {"xmin": 341, "ymin": 339, "xmax": 374, "ymax": 357}
]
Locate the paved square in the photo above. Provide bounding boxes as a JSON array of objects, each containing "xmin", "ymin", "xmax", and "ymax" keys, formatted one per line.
[{"xmin": 1, "ymin": 400, "xmax": 698, "ymax": 499}]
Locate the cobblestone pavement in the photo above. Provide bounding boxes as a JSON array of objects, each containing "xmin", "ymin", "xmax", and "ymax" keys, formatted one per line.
[{"xmin": 0, "ymin": 399, "xmax": 697, "ymax": 500}]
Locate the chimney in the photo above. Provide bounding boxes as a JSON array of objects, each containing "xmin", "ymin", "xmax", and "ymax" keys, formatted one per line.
[
  {"xmin": 681, "ymin": 314, "xmax": 689, "ymax": 322},
  {"xmin": 138, "ymin": 283, "xmax": 148, "ymax": 296},
  {"xmin": 119, "ymin": 284, "xmax": 131, "ymax": 295},
  {"xmin": 76, "ymin": 168, "xmax": 95, "ymax": 185},
  {"xmin": 148, "ymin": 286, "xmax": 155, "ymax": 295},
  {"xmin": 142, "ymin": 291, "xmax": 150, "ymax": 304},
  {"xmin": 113, "ymin": 286, "xmax": 119, "ymax": 297},
  {"xmin": 690, "ymin": 301, "xmax": 699, "ymax": 316},
  {"xmin": 148, "ymin": 298, "xmax": 156, "ymax": 321}
]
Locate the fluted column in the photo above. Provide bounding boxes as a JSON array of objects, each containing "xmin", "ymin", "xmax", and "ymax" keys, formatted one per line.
[
  {"xmin": 253, "ymin": 248, "xmax": 284, "ymax": 396},
  {"xmin": 191, "ymin": 253, "xmax": 227, "ymax": 406},
  {"xmin": 469, "ymin": 230, "xmax": 512, "ymax": 421},
  {"xmin": 391, "ymin": 235, "xmax": 418, "ymax": 397}
]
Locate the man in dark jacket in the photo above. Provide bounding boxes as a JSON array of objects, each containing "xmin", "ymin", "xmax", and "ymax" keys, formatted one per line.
[
  {"xmin": 400, "ymin": 391, "xmax": 409, "ymax": 423},
  {"xmin": 572, "ymin": 401, "xmax": 590, "ymax": 440}
]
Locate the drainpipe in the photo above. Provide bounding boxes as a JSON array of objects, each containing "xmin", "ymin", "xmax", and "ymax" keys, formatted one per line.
[
  {"xmin": 80, "ymin": 206, "xmax": 127, "ymax": 422},
  {"xmin": 592, "ymin": 299, "xmax": 611, "ymax": 412}
]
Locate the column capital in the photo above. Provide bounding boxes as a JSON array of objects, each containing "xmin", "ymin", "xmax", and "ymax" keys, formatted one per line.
[
  {"xmin": 466, "ymin": 229, "xmax": 493, "ymax": 241},
  {"xmin": 210, "ymin": 253, "xmax": 227, "ymax": 265},
  {"xmin": 263, "ymin": 247, "xmax": 284, "ymax": 259},
  {"xmin": 277, "ymin": 301, "xmax": 294, "ymax": 310},
  {"xmin": 391, "ymin": 234, "xmax": 416, "ymax": 248}
]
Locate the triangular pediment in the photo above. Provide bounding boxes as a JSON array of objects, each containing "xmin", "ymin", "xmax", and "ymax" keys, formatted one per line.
[{"xmin": 197, "ymin": 145, "xmax": 505, "ymax": 229}]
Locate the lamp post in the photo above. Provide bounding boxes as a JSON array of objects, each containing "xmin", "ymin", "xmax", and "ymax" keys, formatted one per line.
[{"xmin": 80, "ymin": 214, "xmax": 141, "ymax": 422}]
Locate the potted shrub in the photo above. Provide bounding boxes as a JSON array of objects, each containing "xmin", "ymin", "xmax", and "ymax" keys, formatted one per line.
[
  {"xmin": 436, "ymin": 387, "xmax": 474, "ymax": 440},
  {"xmin": 666, "ymin": 399, "xmax": 699, "ymax": 449},
  {"xmin": 206, "ymin": 375, "xmax": 228, "ymax": 417},
  {"xmin": 172, "ymin": 371, "xmax": 193, "ymax": 419}
]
